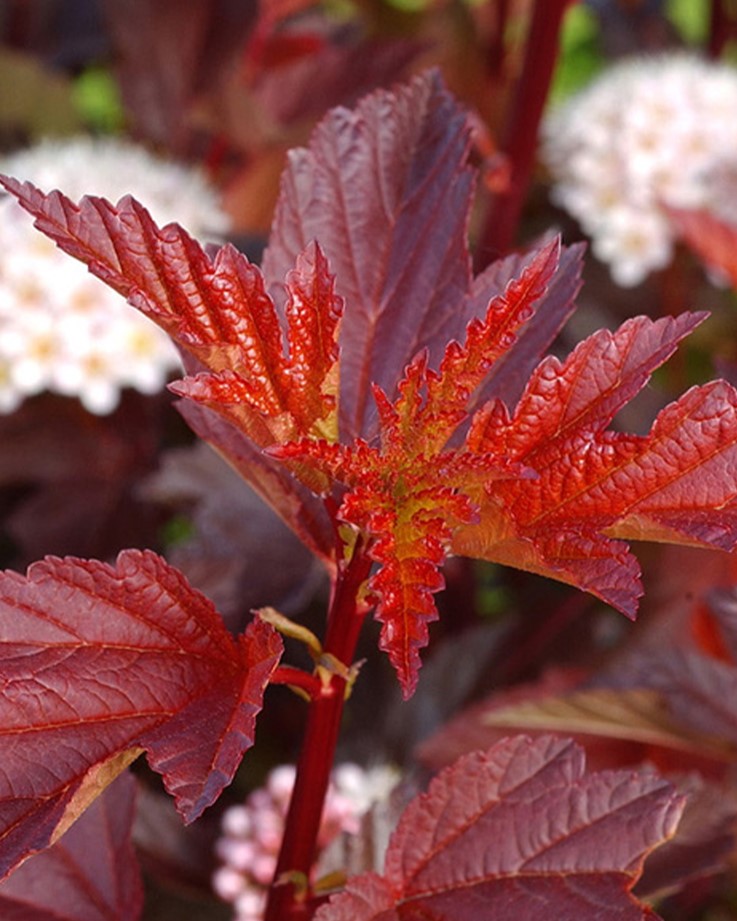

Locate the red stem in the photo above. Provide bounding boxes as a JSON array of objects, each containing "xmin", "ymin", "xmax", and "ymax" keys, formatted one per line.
[
  {"xmin": 264, "ymin": 541, "xmax": 373, "ymax": 921},
  {"xmin": 270, "ymin": 666, "xmax": 323, "ymax": 699},
  {"xmin": 476, "ymin": 0, "xmax": 572, "ymax": 266}
]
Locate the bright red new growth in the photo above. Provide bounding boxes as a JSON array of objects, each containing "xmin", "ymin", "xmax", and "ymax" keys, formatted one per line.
[
  {"xmin": 272, "ymin": 239, "xmax": 560, "ymax": 697},
  {"xmin": 314, "ymin": 735, "xmax": 684, "ymax": 921},
  {"xmin": 2, "ymin": 71, "xmax": 737, "ymax": 703},
  {"xmin": 274, "ymin": 299, "xmax": 737, "ymax": 696},
  {"xmin": 2, "ymin": 66, "xmax": 736, "ymax": 921},
  {"xmin": 0, "ymin": 549, "xmax": 282, "ymax": 881},
  {"xmin": 173, "ymin": 242, "xmax": 343, "ymax": 450}
]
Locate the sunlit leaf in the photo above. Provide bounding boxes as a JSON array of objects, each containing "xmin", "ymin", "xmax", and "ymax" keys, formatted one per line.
[
  {"xmin": 315, "ymin": 735, "xmax": 683, "ymax": 921},
  {"xmin": 0, "ymin": 550, "xmax": 282, "ymax": 880}
]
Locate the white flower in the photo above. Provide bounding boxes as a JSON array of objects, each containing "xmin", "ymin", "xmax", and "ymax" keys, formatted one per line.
[
  {"xmin": 0, "ymin": 136, "xmax": 229, "ymax": 413},
  {"xmin": 542, "ymin": 54, "xmax": 737, "ymax": 286}
]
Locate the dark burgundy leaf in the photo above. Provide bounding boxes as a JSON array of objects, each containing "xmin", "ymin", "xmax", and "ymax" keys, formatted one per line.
[
  {"xmin": 262, "ymin": 69, "xmax": 477, "ymax": 440},
  {"xmin": 102, "ymin": 0, "xmax": 258, "ymax": 149},
  {"xmin": 0, "ymin": 771, "xmax": 142, "ymax": 921},
  {"xmin": 175, "ymin": 399, "xmax": 336, "ymax": 561}
]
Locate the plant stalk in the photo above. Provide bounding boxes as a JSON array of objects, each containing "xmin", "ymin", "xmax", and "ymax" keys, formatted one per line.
[
  {"xmin": 264, "ymin": 541, "xmax": 373, "ymax": 921},
  {"xmin": 476, "ymin": 0, "xmax": 572, "ymax": 266}
]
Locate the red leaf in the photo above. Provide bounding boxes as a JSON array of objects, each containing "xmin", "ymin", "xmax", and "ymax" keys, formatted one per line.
[
  {"xmin": 455, "ymin": 313, "xmax": 737, "ymax": 614},
  {"xmin": 173, "ymin": 241, "xmax": 342, "ymax": 448},
  {"xmin": 0, "ymin": 173, "xmax": 341, "ymax": 554},
  {"xmin": 272, "ymin": 242, "xmax": 561, "ymax": 696},
  {"xmin": 417, "ymin": 239, "xmax": 560, "ymax": 452},
  {"xmin": 0, "ymin": 550, "xmax": 282, "ymax": 880},
  {"xmin": 315, "ymin": 736, "xmax": 684, "ymax": 921},
  {"xmin": 0, "ymin": 771, "xmax": 142, "ymax": 921},
  {"xmin": 467, "ymin": 239, "xmax": 585, "ymax": 411}
]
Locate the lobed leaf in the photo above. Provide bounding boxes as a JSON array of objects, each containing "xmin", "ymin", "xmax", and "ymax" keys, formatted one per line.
[
  {"xmin": 315, "ymin": 735, "xmax": 683, "ymax": 921},
  {"xmin": 468, "ymin": 240, "xmax": 585, "ymax": 411},
  {"xmin": 466, "ymin": 313, "xmax": 707, "ymax": 458},
  {"xmin": 456, "ymin": 314, "xmax": 737, "ymax": 614},
  {"xmin": 0, "ymin": 174, "xmax": 343, "ymax": 554},
  {"xmin": 0, "ymin": 550, "xmax": 282, "ymax": 880}
]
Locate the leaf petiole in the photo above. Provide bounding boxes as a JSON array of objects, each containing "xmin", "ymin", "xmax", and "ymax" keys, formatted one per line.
[{"xmin": 258, "ymin": 607, "xmax": 324, "ymax": 659}]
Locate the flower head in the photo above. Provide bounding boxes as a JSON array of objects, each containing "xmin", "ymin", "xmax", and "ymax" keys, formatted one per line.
[
  {"xmin": 542, "ymin": 54, "xmax": 737, "ymax": 285},
  {"xmin": 0, "ymin": 137, "xmax": 228, "ymax": 413},
  {"xmin": 212, "ymin": 763, "xmax": 398, "ymax": 921}
]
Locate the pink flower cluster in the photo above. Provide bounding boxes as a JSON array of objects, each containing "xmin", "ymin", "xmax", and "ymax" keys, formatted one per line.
[{"xmin": 212, "ymin": 763, "xmax": 396, "ymax": 921}]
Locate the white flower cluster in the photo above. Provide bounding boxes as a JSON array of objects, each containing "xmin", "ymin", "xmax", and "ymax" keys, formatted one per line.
[
  {"xmin": 212, "ymin": 763, "xmax": 397, "ymax": 921},
  {"xmin": 542, "ymin": 54, "xmax": 737, "ymax": 286},
  {"xmin": 0, "ymin": 137, "xmax": 229, "ymax": 413}
]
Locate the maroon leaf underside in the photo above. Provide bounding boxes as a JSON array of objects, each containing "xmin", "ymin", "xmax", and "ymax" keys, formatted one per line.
[
  {"xmin": 0, "ymin": 772, "xmax": 142, "ymax": 921},
  {"xmin": 0, "ymin": 550, "xmax": 282, "ymax": 881},
  {"xmin": 315, "ymin": 735, "xmax": 683, "ymax": 921},
  {"xmin": 616, "ymin": 641, "xmax": 737, "ymax": 746}
]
